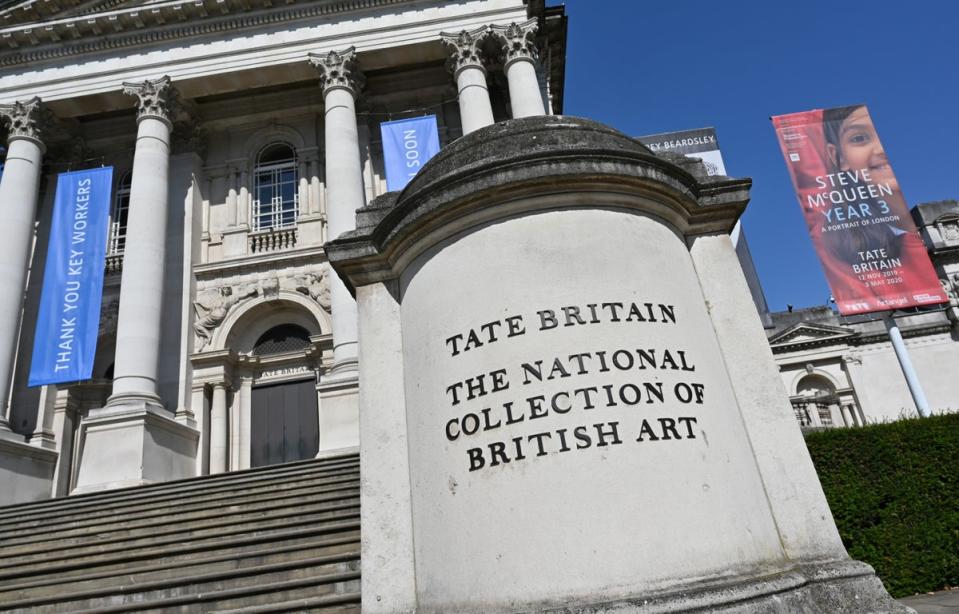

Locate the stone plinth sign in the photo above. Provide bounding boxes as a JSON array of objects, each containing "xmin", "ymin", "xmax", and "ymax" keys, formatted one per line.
[{"xmin": 326, "ymin": 116, "xmax": 909, "ymax": 613}]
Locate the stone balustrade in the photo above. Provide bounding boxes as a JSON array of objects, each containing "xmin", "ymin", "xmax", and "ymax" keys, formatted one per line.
[{"xmin": 249, "ymin": 226, "xmax": 298, "ymax": 254}]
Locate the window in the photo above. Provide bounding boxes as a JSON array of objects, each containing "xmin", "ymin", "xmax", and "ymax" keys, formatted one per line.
[
  {"xmin": 796, "ymin": 374, "xmax": 835, "ymax": 398},
  {"xmin": 252, "ymin": 143, "xmax": 298, "ymax": 232},
  {"xmin": 817, "ymin": 403, "xmax": 833, "ymax": 427},
  {"xmin": 108, "ymin": 171, "xmax": 132, "ymax": 255},
  {"xmin": 252, "ymin": 324, "xmax": 311, "ymax": 356}
]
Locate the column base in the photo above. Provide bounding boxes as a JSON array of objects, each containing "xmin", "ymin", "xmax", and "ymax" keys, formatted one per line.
[
  {"xmin": 327, "ymin": 355, "xmax": 359, "ymax": 378},
  {"xmin": 102, "ymin": 390, "xmax": 165, "ymax": 414},
  {"xmin": 538, "ymin": 560, "xmax": 910, "ymax": 614},
  {"xmin": 73, "ymin": 401, "xmax": 198, "ymax": 494},
  {"xmin": 0, "ymin": 432, "xmax": 57, "ymax": 505},
  {"xmin": 316, "ymin": 371, "xmax": 359, "ymax": 454}
]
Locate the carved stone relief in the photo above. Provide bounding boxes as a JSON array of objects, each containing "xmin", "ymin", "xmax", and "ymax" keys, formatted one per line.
[
  {"xmin": 193, "ymin": 264, "xmax": 332, "ymax": 350},
  {"xmin": 289, "ymin": 268, "xmax": 331, "ymax": 312},
  {"xmin": 193, "ymin": 283, "xmax": 258, "ymax": 350}
]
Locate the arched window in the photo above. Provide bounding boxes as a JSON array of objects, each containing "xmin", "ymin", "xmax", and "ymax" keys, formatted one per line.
[
  {"xmin": 252, "ymin": 143, "xmax": 298, "ymax": 232},
  {"xmin": 796, "ymin": 374, "xmax": 835, "ymax": 398},
  {"xmin": 108, "ymin": 171, "xmax": 132, "ymax": 255},
  {"xmin": 252, "ymin": 324, "xmax": 311, "ymax": 356}
]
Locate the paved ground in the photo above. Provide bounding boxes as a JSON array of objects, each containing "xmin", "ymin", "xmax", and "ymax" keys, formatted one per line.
[{"xmin": 899, "ymin": 588, "xmax": 959, "ymax": 613}]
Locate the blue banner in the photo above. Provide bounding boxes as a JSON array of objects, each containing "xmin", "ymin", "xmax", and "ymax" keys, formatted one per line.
[
  {"xmin": 29, "ymin": 167, "xmax": 113, "ymax": 386},
  {"xmin": 380, "ymin": 115, "xmax": 440, "ymax": 191}
]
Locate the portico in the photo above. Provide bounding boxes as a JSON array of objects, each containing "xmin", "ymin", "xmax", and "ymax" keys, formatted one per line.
[{"xmin": 0, "ymin": 0, "xmax": 562, "ymax": 501}]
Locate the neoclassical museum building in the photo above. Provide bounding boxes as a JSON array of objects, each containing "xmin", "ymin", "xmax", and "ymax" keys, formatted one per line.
[
  {"xmin": 1, "ymin": 0, "xmax": 957, "ymax": 508},
  {"xmin": 0, "ymin": 0, "xmax": 566, "ymax": 502},
  {"xmin": 765, "ymin": 199, "xmax": 959, "ymax": 430}
]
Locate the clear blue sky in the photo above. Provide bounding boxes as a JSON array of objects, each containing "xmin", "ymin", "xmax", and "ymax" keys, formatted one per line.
[{"xmin": 561, "ymin": 0, "xmax": 958, "ymax": 312}]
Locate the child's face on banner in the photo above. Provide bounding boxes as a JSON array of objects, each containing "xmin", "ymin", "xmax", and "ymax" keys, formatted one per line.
[{"xmin": 830, "ymin": 107, "xmax": 898, "ymax": 192}]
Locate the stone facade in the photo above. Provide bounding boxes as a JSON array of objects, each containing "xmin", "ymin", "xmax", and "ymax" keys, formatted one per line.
[
  {"xmin": 769, "ymin": 199, "xmax": 959, "ymax": 427},
  {"xmin": 0, "ymin": 0, "xmax": 567, "ymax": 502}
]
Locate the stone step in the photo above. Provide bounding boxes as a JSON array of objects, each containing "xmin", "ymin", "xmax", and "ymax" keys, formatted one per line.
[
  {"xmin": 0, "ymin": 468, "xmax": 360, "ymax": 536},
  {"xmin": 0, "ymin": 523, "xmax": 360, "ymax": 584},
  {"xmin": 211, "ymin": 595, "xmax": 363, "ymax": 613},
  {"xmin": 0, "ymin": 482, "xmax": 359, "ymax": 546},
  {"xmin": 0, "ymin": 454, "xmax": 362, "ymax": 612},
  {"xmin": 0, "ymin": 456, "xmax": 359, "ymax": 527},
  {"xmin": 0, "ymin": 491, "xmax": 359, "ymax": 559},
  {"xmin": 3, "ymin": 558, "xmax": 361, "ymax": 613},
  {"xmin": 0, "ymin": 534, "xmax": 359, "ymax": 600},
  {"xmin": 0, "ymin": 504, "xmax": 360, "ymax": 568}
]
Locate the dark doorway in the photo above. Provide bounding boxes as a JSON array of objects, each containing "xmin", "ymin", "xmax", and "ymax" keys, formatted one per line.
[{"xmin": 251, "ymin": 378, "xmax": 319, "ymax": 467}]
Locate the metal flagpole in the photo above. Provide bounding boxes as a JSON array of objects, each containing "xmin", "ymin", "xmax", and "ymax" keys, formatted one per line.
[{"xmin": 884, "ymin": 312, "xmax": 931, "ymax": 418}]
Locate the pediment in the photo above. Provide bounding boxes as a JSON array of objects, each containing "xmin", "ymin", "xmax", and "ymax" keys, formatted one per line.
[
  {"xmin": 768, "ymin": 322, "xmax": 856, "ymax": 348},
  {"xmin": 0, "ymin": 0, "xmax": 409, "ymax": 59}
]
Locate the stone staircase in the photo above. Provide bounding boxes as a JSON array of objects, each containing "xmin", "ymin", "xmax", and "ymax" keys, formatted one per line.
[{"xmin": 0, "ymin": 452, "xmax": 361, "ymax": 613}]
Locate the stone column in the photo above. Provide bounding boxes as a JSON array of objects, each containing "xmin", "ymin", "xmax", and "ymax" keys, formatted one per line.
[
  {"xmin": 491, "ymin": 20, "xmax": 546, "ymax": 118},
  {"xmin": 226, "ymin": 167, "xmax": 238, "ymax": 226},
  {"xmin": 297, "ymin": 159, "xmax": 309, "ymax": 215},
  {"xmin": 441, "ymin": 27, "xmax": 495, "ymax": 135},
  {"xmin": 805, "ymin": 400, "xmax": 822, "ymax": 427},
  {"xmin": 0, "ymin": 98, "xmax": 47, "ymax": 430},
  {"xmin": 309, "ymin": 158, "xmax": 322, "ymax": 216},
  {"xmin": 308, "ymin": 47, "xmax": 366, "ymax": 376},
  {"xmin": 238, "ymin": 376, "xmax": 252, "ymax": 469},
  {"xmin": 108, "ymin": 77, "xmax": 178, "ymax": 408},
  {"xmin": 191, "ymin": 382, "xmax": 210, "ymax": 475},
  {"xmin": 210, "ymin": 382, "xmax": 228, "ymax": 473},
  {"xmin": 238, "ymin": 170, "xmax": 250, "ymax": 227}
]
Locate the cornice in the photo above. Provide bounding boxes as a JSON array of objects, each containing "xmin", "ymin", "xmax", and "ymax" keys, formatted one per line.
[
  {"xmin": 854, "ymin": 322, "xmax": 953, "ymax": 346},
  {"xmin": 0, "ymin": 0, "xmax": 413, "ymax": 67},
  {"xmin": 193, "ymin": 245, "xmax": 327, "ymax": 278},
  {"xmin": 770, "ymin": 318, "xmax": 954, "ymax": 353},
  {"xmin": 770, "ymin": 335, "xmax": 856, "ymax": 354}
]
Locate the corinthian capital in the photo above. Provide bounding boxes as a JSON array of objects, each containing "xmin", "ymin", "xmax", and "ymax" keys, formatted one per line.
[
  {"xmin": 0, "ymin": 97, "xmax": 51, "ymax": 147},
  {"xmin": 121, "ymin": 76, "xmax": 179, "ymax": 125},
  {"xmin": 308, "ymin": 47, "xmax": 365, "ymax": 98},
  {"xmin": 490, "ymin": 19, "xmax": 539, "ymax": 67},
  {"xmin": 440, "ymin": 25, "xmax": 491, "ymax": 75}
]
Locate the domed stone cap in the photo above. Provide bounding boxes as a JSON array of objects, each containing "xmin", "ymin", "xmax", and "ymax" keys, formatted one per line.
[
  {"xmin": 401, "ymin": 115, "xmax": 656, "ymax": 197},
  {"xmin": 327, "ymin": 114, "xmax": 752, "ymax": 293}
]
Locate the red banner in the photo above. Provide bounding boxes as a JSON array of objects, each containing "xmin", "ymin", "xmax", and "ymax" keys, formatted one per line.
[{"xmin": 772, "ymin": 105, "xmax": 947, "ymax": 315}]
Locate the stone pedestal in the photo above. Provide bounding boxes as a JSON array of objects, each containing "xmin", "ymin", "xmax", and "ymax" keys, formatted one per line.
[
  {"xmin": 297, "ymin": 212, "xmax": 326, "ymax": 246},
  {"xmin": 316, "ymin": 375, "xmax": 359, "ymax": 452},
  {"xmin": 0, "ymin": 436, "xmax": 57, "ymax": 503},
  {"xmin": 73, "ymin": 404, "xmax": 198, "ymax": 493},
  {"xmin": 326, "ymin": 116, "xmax": 909, "ymax": 614},
  {"xmin": 222, "ymin": 225, "xmax": 250, "ymax": 258}
]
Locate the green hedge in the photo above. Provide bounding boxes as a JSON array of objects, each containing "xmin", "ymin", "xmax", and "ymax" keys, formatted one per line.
[{"xmin": 804, "ymin": 412, "xmax": 959, "ymax": 598}]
